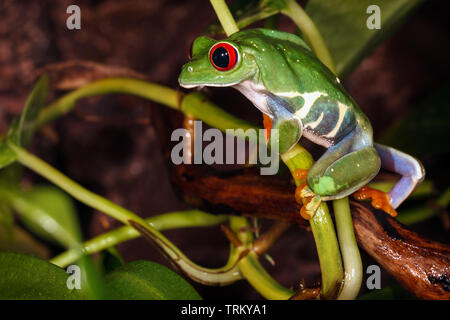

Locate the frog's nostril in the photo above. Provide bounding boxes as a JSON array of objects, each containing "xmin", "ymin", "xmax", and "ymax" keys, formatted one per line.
[{"xmin": 187, "ymin": 66, "xmax": 193, "ymax": 72}]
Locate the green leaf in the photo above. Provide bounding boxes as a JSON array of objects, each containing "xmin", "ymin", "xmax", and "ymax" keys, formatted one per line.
[
  {"xmin": 305, "ymin": 0, "xmax": 424, "ymax": 77},
  {"xmin": 13, "ymin": 74, "xmax": 50, "ymax": 147},
  {"xmin": 207, "ymin": 0, "xmax": 284, "ymax": 35},
  {"xmin": 0, "ymin": 74, "xmax": 49, "ymax": 169},
  {"xmin": 379, "ymin": 84, "xmax": 450, "ymax": 157},
  {"xmin": 104, "ymin": 260, "xmax": 202, "ymax": 300},
  {"xmin": 358, "ymin": 285, "xmax": 414, "ymax": 300},
  {"xmin": 0, "ymin": 252, "xmax": 88, "ymax": 299},
  {"xmin": 0, "ymin": 183, "xmax": 82, "ymax": 248}
]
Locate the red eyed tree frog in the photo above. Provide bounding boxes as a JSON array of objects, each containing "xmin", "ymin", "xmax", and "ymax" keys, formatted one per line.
[{"xmin": 178, "ymin": 28, "xmax": 425, "ymax": 219}]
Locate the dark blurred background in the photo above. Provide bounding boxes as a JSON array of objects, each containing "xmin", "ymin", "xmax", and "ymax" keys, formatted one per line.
[{"xmin": 0, "ymin": 0, "xmax": 449, "ymax": 299}]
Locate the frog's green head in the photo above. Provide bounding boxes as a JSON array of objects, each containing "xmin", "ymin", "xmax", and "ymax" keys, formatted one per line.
[{"xmin": 178, "ymin": 35, "xmax": 257, "ymax": 88}]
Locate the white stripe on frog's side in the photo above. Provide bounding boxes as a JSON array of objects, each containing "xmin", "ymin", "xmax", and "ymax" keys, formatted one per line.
[
  {"xmin": 278, "ymin": 91, "xmax": 328, "ymax": 119},
  {"xmin": 324, "ymin": 101, "xmax": 348, "ymax": 138},
  {"xmin": 305, "ymin": 111, "xmax": 324, "ymax": 130}
]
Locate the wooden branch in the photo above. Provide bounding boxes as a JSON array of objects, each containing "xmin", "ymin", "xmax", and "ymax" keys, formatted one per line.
[
  {"xmin": 351, "ymin": 201, "xmax": 450, "ymax": 300},
  {"xmin": 170, "ymin": 164, "xmax": 450, "ymax": 300}
]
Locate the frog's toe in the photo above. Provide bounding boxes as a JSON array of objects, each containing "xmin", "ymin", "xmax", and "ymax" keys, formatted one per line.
[
  {"xmin": 353, "ymin": 186, "xmax": 398, "ymax": 217},
  {"xmin": 300, "ymin": 195, "xmax": 322, "ymax": 220},
  {"xmin": 300, "ymin": 186, "xmax": 316, "ymax": 198}
]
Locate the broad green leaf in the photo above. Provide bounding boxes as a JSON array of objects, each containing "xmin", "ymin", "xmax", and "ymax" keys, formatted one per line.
[
  {"xmin": 0, "ymin": 252, "xmax": 88, "ymax": 299},
  {"xmin": 358, "ymin": 285, "xmax": 414, "ymax": 300},
  {"xmin": 379, "ymin": 84, "xmax": 450, "ymax": 157},
  {"xmin": 0, "ymin": 74, "xmax": 49, "ymax": 169},
  {"xmin": 0, "ymin": 183, "xmax": 81, "ymax": 248},
  {"xmin": 105, "ymin": 260, "xmax": 202, "ymax": 300},
  {"xmin": 306, "ymin": 0, "xmax": 424, "ymax": 77}
]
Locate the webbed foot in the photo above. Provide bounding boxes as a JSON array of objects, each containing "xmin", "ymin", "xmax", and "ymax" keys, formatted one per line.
[
  {"xmin": 294, "ymin": 169, "xmax": 322, "ymax": 220},
  {"xmin": 353, "ymin": 186, "xmax": 397, "ymax": 217}
]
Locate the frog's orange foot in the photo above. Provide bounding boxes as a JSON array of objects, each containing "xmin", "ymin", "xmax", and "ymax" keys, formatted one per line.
[
  {"xmin": 293, "ymin": 169, "xmax": 321, "ymax": 220},
  {"xmin": 353, "ymin": 186, "xmax": 398, "ymax": 217},
  {"xmin": 263, "ymin": 113, "xmax": 273, "ymax": 140}
]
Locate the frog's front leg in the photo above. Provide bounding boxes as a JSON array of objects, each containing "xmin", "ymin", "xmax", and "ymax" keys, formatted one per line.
[{"xmin": 299, "ymin": 128, "xmax": 381, "ymax": 219}]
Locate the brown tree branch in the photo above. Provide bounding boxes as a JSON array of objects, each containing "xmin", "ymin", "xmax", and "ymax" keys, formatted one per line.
[{"xmin": 170, "ymin": 164, "xmax": 450, "ymax": 300}]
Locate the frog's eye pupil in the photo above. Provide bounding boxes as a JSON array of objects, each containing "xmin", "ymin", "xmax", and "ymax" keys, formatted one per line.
[{"xmin": 209, "ymin": 43, "xmax": 238, "ymax": 71}]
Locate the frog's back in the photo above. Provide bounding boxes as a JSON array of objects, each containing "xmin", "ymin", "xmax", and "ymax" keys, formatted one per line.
[{"xmin": 231, "ymin": 28, "xmax": 371, "ymax": 147}]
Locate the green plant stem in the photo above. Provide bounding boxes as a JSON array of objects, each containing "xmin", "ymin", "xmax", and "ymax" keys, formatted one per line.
[
  {"xmin": 368, "ymin": 179, "xmax": 433, "ymax": 199},
  {"xmin": 210, "ymin": 0, "xmax": 239, "ymax": 36},
  {"xmin": 230, "ymin": 216, "xmax": 294, "ymax": 300},
  {"xmin": 36, "ymin": 78, "xmax": 180, "ymax": 128},
  {"xmin": 50, "ymin": 210, "xmax": 229, "ymax": 267},
  {"xmin": 8, "ymin": 143, "xmax": 243, "ymax": 285},
  {"xmin": 281, "ymin": 145, "xmax": 343, "ymax": 299},
  {"xmin": 281, "ymin": 0, "xmax": 336, "ymax": 74},
  {"xmin": 333, "ymin": 197, "xmax": 362, "ymax": 300},
  {"xmin": 239, "ymin": 251, "xmax": 294, "ymax": 299}
]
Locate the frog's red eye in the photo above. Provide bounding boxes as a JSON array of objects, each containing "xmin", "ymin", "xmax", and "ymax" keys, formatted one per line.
[{"xmin": 209, "ymin": 42, "xmax": 238, "ymax": 71}]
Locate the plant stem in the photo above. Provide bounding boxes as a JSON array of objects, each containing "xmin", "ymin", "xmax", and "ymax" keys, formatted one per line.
[
  {"xmin": 36, "ymin": 78, "xmax": 181, "ymax": 128},
  {"xmin": 239, "ymin": 251, "xmax": 294, "ymax": 300},
  {"xmin": 333, "ymin": 197, "xmax": 362, "ymax": 300},
  {"xmin": 282, "ymin": 145, "xmax": 343, "ymax": 299},
  {"xmin": 230, "ymin": 216, "xmax": 294, "ymax": 300},
  {"xmin": 368, "ymin": 179, "xmax": 433, "ymax": 199},
  {"xmin": 9, "ymin": 143, "xmax": 243, "ymax": 285},
  {"xmin": 281, "ymin": 0, "xmax": 336, "ymax": 74},
  {"xmin": 209, "ymin": 0, "xmax": 239, "ymax": 36},
  {"xmin": 50, "ymin": 210, "xmax": 228, "ymax": 267}
]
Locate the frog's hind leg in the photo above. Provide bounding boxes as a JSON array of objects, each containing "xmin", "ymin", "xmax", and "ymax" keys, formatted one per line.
[
  {"xmin": 299, "ymin": 131, "xmax": 381, "ymax": 218},
  {"xmin": 306, "ymin": 144, "xmax": 381, "ymax": 201},
  {"xmin": 374, "ymin": 143, "xmax": 425, "ymax": 209}
]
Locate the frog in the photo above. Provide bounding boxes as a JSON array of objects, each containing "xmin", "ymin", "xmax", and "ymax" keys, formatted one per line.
[{"xmin": 178, "ymin": 28, "xmax": 425, "ymax": 219}]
